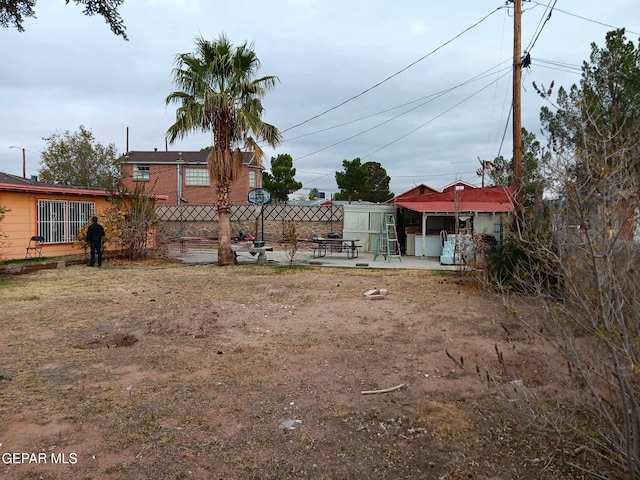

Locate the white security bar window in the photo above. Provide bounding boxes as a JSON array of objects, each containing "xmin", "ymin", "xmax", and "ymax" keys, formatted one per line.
[
  {"xmin": 184, "ymin": 168, "xmax": 210, "ymax": 186},
  {"xmin": 249, "ymin": 170, "xmax": 257, "ymax": 188},
  {"xmin": 37, "ymin": 199, "xmax": 95, "ymax": 243},
  {"xmin": 133, "ymin": 164, "xmax": 150, "ymax": 180},
  {"xmin": 69, "ymin": 201, "xmax": 95, "ymax": 242}
]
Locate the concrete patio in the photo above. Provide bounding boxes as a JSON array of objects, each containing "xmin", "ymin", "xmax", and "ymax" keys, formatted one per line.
[{"xmin": 170, "ymin": 246, "xmax": 459, "ymax": 271}]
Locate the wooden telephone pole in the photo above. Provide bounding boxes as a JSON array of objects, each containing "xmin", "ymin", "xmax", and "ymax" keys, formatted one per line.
[
  {"xmin": 512, "ymin": 0, "xmax": 524, "ymax": 231},
  {"xmin": 477, "ymin": 157, "xmax": 492, "ymax": 187}
]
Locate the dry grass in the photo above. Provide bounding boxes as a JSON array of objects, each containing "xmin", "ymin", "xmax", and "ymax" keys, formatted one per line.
[{"xmin": 0, "ymin": 261, "xmax": 580, "ymax": 479}]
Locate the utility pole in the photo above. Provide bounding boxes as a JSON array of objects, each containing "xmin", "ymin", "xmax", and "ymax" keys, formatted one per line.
[
  {"xmin": 20, "ymin": 147, "xmax": 26, "ymax": 179},
  {"xmin": 9, "ymin": 146, "xmax": 26, "ymax": 178},
  {"xmin": 512, "ymin": 0, "xmax": 524, "ymax": 231},
  {"xmin": 477, "ymin": 157, "xmax": 492, "ymax": 188}
]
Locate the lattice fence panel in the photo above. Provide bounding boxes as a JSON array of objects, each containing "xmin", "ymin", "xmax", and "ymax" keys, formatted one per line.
[
  {"xmin": 157, "ymin": 204, "xmax": 342, "ymax": 223},
  {"xmin": 232, "ymin": 204, "xmax": 259, "ymax": 220},
  {"xmin": 156, "ymin": 205, "xmax": 218, "ymax": 222}
]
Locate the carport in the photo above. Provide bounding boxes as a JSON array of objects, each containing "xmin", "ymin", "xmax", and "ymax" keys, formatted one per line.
[{"xmin": 388, "ymin": 182, "xmax": 514, "ymax": 257}]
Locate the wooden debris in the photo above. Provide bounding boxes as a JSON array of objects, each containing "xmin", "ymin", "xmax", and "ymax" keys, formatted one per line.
[
  {"xmin": 361, "ymin": 383, "xmax": 405, "ymax": 395},
  {"xmin": 445, "ymin": 349, "xmax": 464, "ymax": 369}
]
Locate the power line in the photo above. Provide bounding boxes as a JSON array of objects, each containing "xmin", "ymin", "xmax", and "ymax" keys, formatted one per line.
[
  {"xmin": 282, "ymin": 60, "xmax": 511, "ymax": 146},
  {"xmin": 391, "ymin": 171, "xmax": 476, "ymax": 178},
  {"xmin": 531, "ymin": 63, "xmax": 582, "ymax": 75},
  {"xmin": 295, "ymin": 70, "xmax": 511, "ymax": 187},
  {"xmin": 535, "ymin": 58, "xmax": 582, "ymax": 71},
  {"xmin": 280, "ymin": 5, "xmax": 507, "ymax": 135},
  {"xmin": 299, "ymin": 170, "xmax": 479, "ymax": 191},
  {"xmin": 524, "ymin": 0, "xmax": 552, "ymax": 52},
  {"xmin": 529, "ymin": 1, "xmax": 640, "ymax": 36},
  {"xmin": 487, "ymin": 7, "xmax": 511, "ymax": 151},
  {"xmin": 524, "ymin": 0, "xmax": 558, "ymax": 56},
  {"xmin": 294, "ymin": 64, "xmax": 512, "ymax": 162},
  {"xmin": 496, "ymin": 102, "xmax": 513, "ymax": 160},
  {"xmin": 361, "ymin": 71, "xmax": 512, "ymax": 161}
]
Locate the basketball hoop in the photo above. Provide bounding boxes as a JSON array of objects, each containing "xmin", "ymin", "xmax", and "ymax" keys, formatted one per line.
[{"xmin": 247, "ymin": 188, "xmax": 272, "ymax": 242}]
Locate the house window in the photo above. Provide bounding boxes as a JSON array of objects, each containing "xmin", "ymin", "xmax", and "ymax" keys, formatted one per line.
[
  {"xmin": 184, "ymin": 168, "xmax": 210, "ymax": 186},
  {"xmin": 419, "ymin": 186, "xmax": 425, "ymax": 195},
  {"xmin": 133, "ymin": 164, "xmax": 150, "ymax": 181},
  {"xmin": 37, "ymin": 199, "xmax": 95, "ymax": 243},
  {"xmin": 249, "ymin": 170, "xmax": 257, "ymax": 188}
]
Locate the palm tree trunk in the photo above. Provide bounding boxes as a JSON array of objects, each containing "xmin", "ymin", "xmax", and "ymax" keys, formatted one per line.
[{"xmin": 216, "ymin": 180, "xmax": 234, "ymax": 266}]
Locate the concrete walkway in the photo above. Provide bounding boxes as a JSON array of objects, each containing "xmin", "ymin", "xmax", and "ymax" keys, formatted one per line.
[{"xmin": 170, "ymin": 246, "xmax": 458, "ymax": 271}]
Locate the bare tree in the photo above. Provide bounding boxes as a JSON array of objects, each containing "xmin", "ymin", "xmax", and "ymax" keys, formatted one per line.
[
  {"xmin": 486, "ymin": 106, "xmax": 640, "ymax": 478},
  {"xmin": 282, "ymin": 222, "xmax": 300, "ymax": 269},
  {"xmin": 486, "ymin": 30, "xmax": 640, "ymax": 477}
]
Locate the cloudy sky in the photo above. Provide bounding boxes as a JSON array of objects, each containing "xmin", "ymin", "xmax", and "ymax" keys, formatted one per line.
[{"xmin": 1, "ymin": 0, "xmax": 638, "ymax": 196}]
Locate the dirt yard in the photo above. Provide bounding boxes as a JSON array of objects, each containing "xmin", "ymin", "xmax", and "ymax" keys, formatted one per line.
[{"xmin": 0, "ymin": 260, "xmax": 579, "ymax": 479}]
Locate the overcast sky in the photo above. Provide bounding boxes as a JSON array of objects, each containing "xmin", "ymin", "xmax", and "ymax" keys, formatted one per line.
[{"xmin": 1, "ymin": 0, "xmax": 638, "ymax": 196}]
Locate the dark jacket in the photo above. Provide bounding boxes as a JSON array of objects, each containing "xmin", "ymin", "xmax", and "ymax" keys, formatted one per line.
[{"xmin": 86, "ymin": 223, "xmax": 105, "ymax": 244}]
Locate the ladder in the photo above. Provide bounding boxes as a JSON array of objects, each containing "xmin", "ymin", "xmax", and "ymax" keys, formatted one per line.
[{"xmin": 374, "ymin": 213, "xmax": 402, "ymax": 262}]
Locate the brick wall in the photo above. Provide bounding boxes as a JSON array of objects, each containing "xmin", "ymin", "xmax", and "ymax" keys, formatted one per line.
[{"xmin": 121, "ymin": 164, "xmax": 260, "ymax": 205}]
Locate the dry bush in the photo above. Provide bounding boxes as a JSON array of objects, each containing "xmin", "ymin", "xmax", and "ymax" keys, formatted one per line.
[
  {"xmin": 0, "ymin": 205, "xmax": 8, "ymax": 261},
  {"xmin": 485, "ymin": 142, "xmax": 640, "ymax": 478}
]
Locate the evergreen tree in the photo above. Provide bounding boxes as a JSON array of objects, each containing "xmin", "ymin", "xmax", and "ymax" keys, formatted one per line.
[
  {"xmin": 334, "ymin": 158, "xmax": 369, "ymax": 202},
  {"xmin": 262, "ymin": 154, "xmax": 302, "ymax": 203},
  {"xmin": 335, "ymin": 158, "xmax": 393, "ymax": 202},
  {"xmin": 363, "ymin": 161, "xmax": 393, "ymax": 202},
  {"xmin": 486, "ymin": 127, "xmax": 548, "ymax": 209},
  {"xmin": 540, "ymin": 29, "xmax": 640, "ymax": 179}
]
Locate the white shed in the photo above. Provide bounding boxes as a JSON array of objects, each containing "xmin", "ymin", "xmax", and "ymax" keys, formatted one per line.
[{"xmin": 342, "ymin": 203, "xmax": 396, "ymax": 252}]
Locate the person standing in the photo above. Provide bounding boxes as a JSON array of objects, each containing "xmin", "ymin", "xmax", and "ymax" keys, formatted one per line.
[{"xmin": 86, "ymin": 216, "xmax": 105, "ymax": 267}]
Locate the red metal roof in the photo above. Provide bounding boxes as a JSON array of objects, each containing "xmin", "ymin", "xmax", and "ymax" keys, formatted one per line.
[
  {"xmin": 394, "ymin": 200, "xmax": 513, "ymax": 213},
  {"xmin": 390, "ymin": 184, "xmax": 514, "ymax": 213}
]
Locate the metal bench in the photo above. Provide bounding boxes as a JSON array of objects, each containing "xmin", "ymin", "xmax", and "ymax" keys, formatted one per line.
[
  {"xmin": 343, "ymin": 244, "xmax": 362, "ymax": 259},
  {"xmin": 231, "ymin": 244, "xmax": 273, "ymax": 264},
  {"xmin": 312, "ymin": 245, "xmax": 327, "ymax": 258}
]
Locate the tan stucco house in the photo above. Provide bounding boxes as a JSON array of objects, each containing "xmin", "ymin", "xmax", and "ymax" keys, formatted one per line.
[{"xmin": 0, "ymin": 172, "xmax": 111, "ymax": 260}]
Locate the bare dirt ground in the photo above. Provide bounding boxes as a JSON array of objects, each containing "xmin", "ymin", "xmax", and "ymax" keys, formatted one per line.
[{"xmin": 0, "ymin": 260, "xmax": 579, "ymax": 479}]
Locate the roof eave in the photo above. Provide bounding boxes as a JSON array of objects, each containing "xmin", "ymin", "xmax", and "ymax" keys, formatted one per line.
[{"xmin": 0, "ymin": 183, "xmax": 110, "ymax": 197}]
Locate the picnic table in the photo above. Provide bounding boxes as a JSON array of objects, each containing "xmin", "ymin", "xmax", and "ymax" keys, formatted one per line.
[{"xmin": 311, "ymin": 237, "xmax": 361, "ymax": 259}]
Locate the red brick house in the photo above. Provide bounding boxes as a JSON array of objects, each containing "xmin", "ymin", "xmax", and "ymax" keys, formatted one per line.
[{"xmin": 120, "ymin": 151, "xmax": 263, "ymax": 205}]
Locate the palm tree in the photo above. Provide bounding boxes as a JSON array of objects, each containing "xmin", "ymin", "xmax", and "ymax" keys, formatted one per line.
[{"xmin": 166, "ymin": 34, "xmax": 281, "ymax": 265}]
